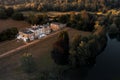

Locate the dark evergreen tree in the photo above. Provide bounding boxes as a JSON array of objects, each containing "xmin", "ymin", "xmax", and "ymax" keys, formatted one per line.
[
  {"xmin": 12, "ymin": 12, "xmax": 24, "ymax": 20},
  {"xmin": 5, "ymin": 7, "xmax": 14, "ymax": 17},
  {"xmin": 51, "ymin": 31, "xmax": 69, "ymax": 65},
  {"xmin": 21, "ymin": 53, "xmax": 36, "ymax": 73}
]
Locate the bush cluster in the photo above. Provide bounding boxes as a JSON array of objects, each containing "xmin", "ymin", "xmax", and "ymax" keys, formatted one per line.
[{"xmin": 0, "ymin": 27, "xmax": 18, "ymax": 42}]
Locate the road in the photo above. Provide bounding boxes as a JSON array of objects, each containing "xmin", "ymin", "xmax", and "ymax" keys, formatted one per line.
[{"xmin": 0, "ymin": 27, "xmax": 69, "ymax": 59}]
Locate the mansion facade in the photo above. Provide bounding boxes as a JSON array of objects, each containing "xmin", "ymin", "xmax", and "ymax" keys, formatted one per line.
[{"xmin": 17, "ymin": 23, "xmax": 66, "ymax": 42}]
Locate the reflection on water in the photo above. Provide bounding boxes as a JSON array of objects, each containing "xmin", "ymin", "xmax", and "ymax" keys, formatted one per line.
[
  {"xmin": 85, "ymin": 34, "xmax": 120, "ymax": 80},
  {"xmin": 116, "ymin": 34, "xmax": 120, "ymax": 41},
  {"xmin": 109, "ymin": 33, "xmax": 120, "ymax": 42},
  {"xmin": 64, "ymin": 34, "xmax": 120, "ymax": 80}
]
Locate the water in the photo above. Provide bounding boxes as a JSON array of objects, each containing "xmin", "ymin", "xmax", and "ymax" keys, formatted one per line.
[
  {"xmin": 85, "ymin": 35, "xmax": 120, "ymax": 80},
  {"xmin": 63, "ymin": 35, "xmax": 120, "ymax": 80}
]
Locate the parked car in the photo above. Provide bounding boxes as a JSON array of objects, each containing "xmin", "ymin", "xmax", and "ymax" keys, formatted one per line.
[{"xmin": 38, "ymin": 34, "xmax": 46, "ymax": 39}]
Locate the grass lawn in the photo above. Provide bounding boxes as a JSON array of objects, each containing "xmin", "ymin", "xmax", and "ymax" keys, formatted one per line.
[{"xmin": 0, "ymin": 28, "xmax": 91, "ymax": 80}]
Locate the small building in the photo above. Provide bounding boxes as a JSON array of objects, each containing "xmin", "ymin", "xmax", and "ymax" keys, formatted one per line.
[
  {"xmin": 17, "ymin": 29, "xmax": 35, "ymax": 42},
  {"xmin": 50, "ymin": 22, "xmax": 66, "ymax": 31},
  {"xmin": 29, "ymin": 25, "xmax": 41, "ymax": 38}
]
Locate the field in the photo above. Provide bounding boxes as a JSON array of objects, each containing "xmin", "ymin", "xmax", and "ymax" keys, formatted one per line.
[
  {"xmin": 0, "ymin": 28, "xmax": 91, "ymax": 80},
  {"xmin": 0, "ymin": 40, "xmax": 25, "ymax": 55},
  {"xmin": 21, "ymin": 11, "xmax": 80, "ymax": 17},
  {"xmin": 0, "ymin": 19, "xmax": 30, "ymax": 32}
]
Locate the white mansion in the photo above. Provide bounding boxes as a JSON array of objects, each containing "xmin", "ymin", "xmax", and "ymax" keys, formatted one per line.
[{"xmin": 17, "ymin": 23, "xmax": 66, "ymax": 42}]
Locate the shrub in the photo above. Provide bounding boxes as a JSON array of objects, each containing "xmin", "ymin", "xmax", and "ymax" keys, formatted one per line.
[
  {"xmin": 51, "ymin": 31, "xmax": 70, "ymax": 65},
  {"xmin": 5, "ymin": 7, "xmax": 14, "ymax": 17},
  {"xmin": 0, "ymin": 27, "xmax": 18, "ymax": 42},
  {"xmin": 12, "ymin": 12, "xmax": 24, "ymax": 20},
  {"xmin": 21, "ymin": 53, "xmax": 36, "ymax": 73},
  {"xmin": 0, "ymin": 8, "xmax": 8, "ymax": 19}
]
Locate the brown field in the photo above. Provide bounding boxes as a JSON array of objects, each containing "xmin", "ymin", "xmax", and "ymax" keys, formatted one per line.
[
  {"xmin": 0, "ymin": 28, "xmax": 91, "ymax": 80},
  {"xmin": 0, "ymin": 19, "xmax": 30, "ymax": 32},
  {"xmin": 0, "ymin": 40, "xmax": 25, "ymax": 55}
]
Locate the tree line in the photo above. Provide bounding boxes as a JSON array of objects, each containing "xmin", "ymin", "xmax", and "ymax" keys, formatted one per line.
[
  {"xmin": 0, "ymin": 6, "xmax": 96, "ymax": 32},
  {"xmin": 51, "ymin": 23, "xmax": 107, "ymax": 66},
  {"xmin": 1, "ymin": 0, "xmax": 120, "ymax": 12},
  {"xmin": 0, "ymin": 27, "xmax": 18, "ymax": 42},
  {"xmin": 56, "ymin": 11, "xmax": 96, "ymax": 31},
  {"xmin": 0, "ymin": 7, "xmax": 24, "ymax": 20},
  {"xmin": 0, "ymin": 7, "xmax": 48, "ymax": 25}
]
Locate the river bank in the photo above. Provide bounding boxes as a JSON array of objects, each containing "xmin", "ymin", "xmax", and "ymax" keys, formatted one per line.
[
  {"xmin": 60, "ymin": 24, "xmax": 108, "ymax": 80},
  {"xmin": 61, "ymin": 33, "xmax": 108, "ymax": 80},
  {"xmin": 85, "ymin": 34, "xmax": 120, "ymax": 80}
]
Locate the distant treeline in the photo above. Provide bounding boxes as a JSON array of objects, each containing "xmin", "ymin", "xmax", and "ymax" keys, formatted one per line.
[
  {"xmin": 0, "ymin": 7, "xmax": 25, "ymax": 20},
  {"xmin": 37, "ymin": 0, "xmax": 120, "ymax": 12},
  {"xmin": 1, "ymin": 0, "xmax": 120, "ymax": 12}
]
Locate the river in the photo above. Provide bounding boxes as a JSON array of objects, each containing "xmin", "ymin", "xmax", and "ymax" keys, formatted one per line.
[
  {"xmin": 64, "ymin": 34, "xmax": 120, "ymax": 80},
  {"xmin": 85, "ymin": 35, "xmax": 120, "ymax": 80}
]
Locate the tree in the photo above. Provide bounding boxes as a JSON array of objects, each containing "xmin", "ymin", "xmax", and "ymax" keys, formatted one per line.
[
  {"xmin": 26, "ymin": 13, "xmax": 37, "ymax": 24},
  {"xmin": 37, "ymin": 14, "xmax": 48, "ymax": 24},
  {"xmin": 26, "ymin": 14, "xmax": 48, "ymax": 25},
  {"xmin": 12, "ymin": 12, "xmax": 24, "ymax": 20},
  {"xmin": 70, "ymin": 34, "xmax": 82, "ymax": 67},
  {"xmin": 81, "ymin": 10, "xmax": 93, "ymax": 31},
  {"xmin": 109, "ymin": 22, "xmax": 119, "ymax": 34},
  {"xmin": 108, "ymin": 22, "xmax": 119, "ymax": 39},
  {"xmin": 58, "ymin": 14, "xmax": 70, "ymax": 23},
  {"xmin": 0, "ymin": 27, "xmax": 18, "ymax": 42},
  {"xmin": 81, "ymin": 10, "xmax": 89, "ymax": 23},
  {"xmin": 70, "ymin": 34, "xmax": 98, "ymax": 66},
  {"xmin": 114, "ymin": 15, "xmax": 120, "ymax": 28},
  {"xmin": 5, "ymin": 7, "xmax": 14, "ymax": 17},
  {"xmin": 0, "ymin": 8, "xmax": 8, "ymax": 19},
  {"xmin": 64, "ymin": 11, "xmax": 95, "ymax": 31},
  {"xmin": 58, "ymin": 31, "xmax": 69, "ymax": 53},
  {"xmin": 71, "ymin": 34, "xmax": 81, "ymax": 53},
  {"xmin": 51, "ymin": 31, "xmax": 69, "ymax": 65},
  {"xmin": 21, "ymin": 53, "xmax": 36, "ymax": 73},
  {"xmin": 70, "ymin": 11, "xmax": 75, "ymax": 21}
]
